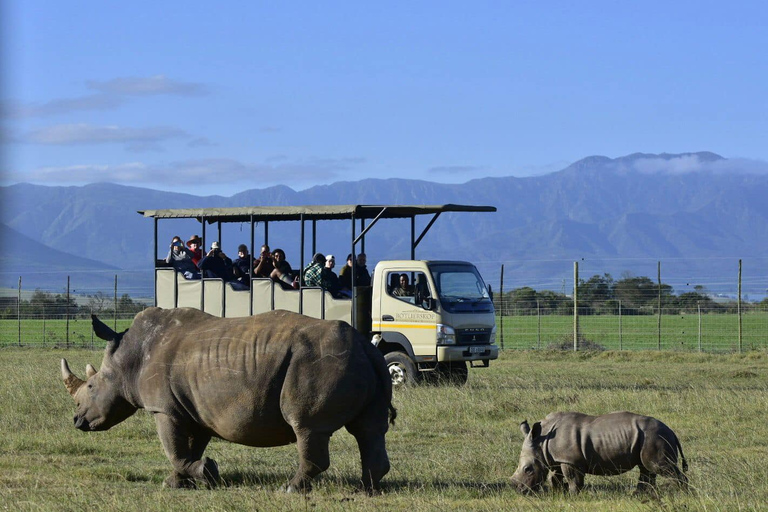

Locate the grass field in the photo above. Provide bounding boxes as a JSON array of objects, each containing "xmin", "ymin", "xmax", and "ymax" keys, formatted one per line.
[
  {"xmin": 3, "ymin": 312, "xmax": 767, "ymax": 351},
  {"xmin": 1, "ymin": 347, "xmax": 767, "ymax": 511}
]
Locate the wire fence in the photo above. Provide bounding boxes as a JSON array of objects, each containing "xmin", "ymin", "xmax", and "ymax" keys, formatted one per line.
[{"xmin": 1, "ymin": 266, "xmax": 767, "ymax": 352}]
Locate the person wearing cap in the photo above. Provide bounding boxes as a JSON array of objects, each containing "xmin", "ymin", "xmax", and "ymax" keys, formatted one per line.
[
  {"xmin": 199, "ymin": 241, "xmax": 242, "ymax": 288},
  {"xmin": 232, "ymin": 244, "xmax": 254, "ymax": 288},
  {"xmin": 321, "ymin": 254, "xmax": 349, "ymax": 298},
  {"xmin": 186, "ymin": 235, "xmax": 203, "ymax": 267},
  {"xmin": 302, "ymin": 253, "xmax": 325, "ymax": 288},
  {"xmin": 165, "ymin": 235, "xmax": 200, "ymax": 279}
]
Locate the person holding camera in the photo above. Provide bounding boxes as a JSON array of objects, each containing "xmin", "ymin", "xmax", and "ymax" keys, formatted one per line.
[
  {"xmin": 165, "ymin": 235, "xmax": 200, "ymax": 279},
  {"xmin": 253, "ymin": 244, "xmax": 275, "ymax": 278},
  {"xmin": 199, "ymin": 241, "xmax": 237, "ymax": 283}
]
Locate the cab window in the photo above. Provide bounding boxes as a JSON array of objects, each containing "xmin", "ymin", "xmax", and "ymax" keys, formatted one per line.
[{"xmin": 386, "ymin": 271, "xmax": 426, "ymax": 304}]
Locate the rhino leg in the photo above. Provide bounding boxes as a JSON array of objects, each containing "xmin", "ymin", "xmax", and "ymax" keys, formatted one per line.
[
  {"xmin": 283, "ymin": 430, "xmax": 331, "ymax": 493},
  {"xmin": 351, "ymin": 431, "xmax": 390, "ymax": 494},
  {"xmin": 561, "ymin": 465, "xmax": 584, "ymax": 495},
  {"xmin": 634, "ymin": 467, "xmax": 657, "ymax": 495},
  {"xmin": 345, "ymin": 405, "xmax": 391, "ymax": 494},
  {"xmin": 549, "ymin": 466, "xmax": 568, "ymax": 493},
  {"xmin": 154, "ymin": 414, "xmax": 218, "ymax": 489}
]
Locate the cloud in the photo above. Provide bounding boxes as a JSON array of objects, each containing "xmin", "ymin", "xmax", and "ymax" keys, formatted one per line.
[
  {"xmin": 87, "ymin": 75, "xmax": 208, "ymax": 96},
  {"xmin": 19, "ymin": 123, "xmax": 188, "ymax": 148},
  {"xmin": 5, "ymin": 157, "xmax": 366, "ymax": 187},
  {"xmin": 187, "ymin": 137, "xmax": 216, "ymax": 148},
  {"xmin": 1, "ymin": 95, "xmax": 126, "ymax": 119},
  {"xmin": 2, "ymin": 75, "xmax": 208, "ymax": 119},
  {"xmin": 630, "ymin": 155, "xmax": 768, "ymax": 175}
]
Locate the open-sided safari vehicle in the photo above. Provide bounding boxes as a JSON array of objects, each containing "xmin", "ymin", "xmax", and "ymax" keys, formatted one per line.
[{"xmin": 140, "ymin": 204, "xmax": 498, "ymax": 386}]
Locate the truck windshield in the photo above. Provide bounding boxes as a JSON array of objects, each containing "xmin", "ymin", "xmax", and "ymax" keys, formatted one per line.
[{"xmin": 428, "ymin": 263, "xmax": 493, "ymax": 313}]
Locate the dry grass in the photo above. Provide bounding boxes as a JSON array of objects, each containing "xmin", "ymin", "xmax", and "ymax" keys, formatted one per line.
[{"xmin": 1, "ymin": 347, "xmax": 767, "ymax": 511}]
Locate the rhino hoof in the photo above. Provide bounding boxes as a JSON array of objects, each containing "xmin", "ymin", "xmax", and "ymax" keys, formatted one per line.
[
  {"xmin": 163, "ymin": 473, "xmax": 197, "ymax": 489},
  {"xmin": 200, "ymin": 457, "xmax": 220, "ymax": 487}
]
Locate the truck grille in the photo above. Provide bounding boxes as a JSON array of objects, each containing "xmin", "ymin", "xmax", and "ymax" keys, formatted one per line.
[{"xmin": 456, "ymin": 327, "xmax": 492, "ymax": 345}]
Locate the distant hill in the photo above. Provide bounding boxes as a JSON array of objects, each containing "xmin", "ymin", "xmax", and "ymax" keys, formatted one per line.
[{"xmin": 2, "ymin": 152, "xmax": 767, "ymax": 296}]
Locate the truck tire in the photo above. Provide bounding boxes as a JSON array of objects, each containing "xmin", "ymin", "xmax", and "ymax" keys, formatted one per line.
[
  {"xmin": 436, "ymin": 361, "xmax": 468, "ymax": 385},
  {"xmin": 384, "ymin": 352, "xmax": 417, "ymax": 388}
]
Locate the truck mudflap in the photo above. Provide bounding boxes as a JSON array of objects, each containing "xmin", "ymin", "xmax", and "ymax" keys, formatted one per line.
[{"xmin": 437, "ymin": 344, "xmax": 499, "ymax": 363}]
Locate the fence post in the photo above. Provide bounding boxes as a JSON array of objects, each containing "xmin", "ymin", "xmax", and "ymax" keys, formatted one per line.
[
  {"xmin": 619, "ymin": 300, "xmax": 623, "ymax": 351},
  {"xmin": 657, "ymin": 261, "xmax": 662, "ymax": 350},
  {"xmin": 499, "ymin": 264, "xmax": 504, "ymax": 350},
  {"xmin": 573, "ymin": 261, "xmax": 579, "ymax": 352},
  {"xmin": 66, "ymin": 276, "xmax": 71, "ymax": 349},
  {"xmin": 698, "ymin": 302, "xmax": 702, "ymax": 352},
  {"xmin": 114, "ymin": 274, "xmax": 118, "ymax": 331},
  {"xmin": 537, "ymin": 299, "xmax": 541, "ymax": 350},
  {"xmin": 738, "ymin": 259, "xmax": 742, "ymax": 353},
  {"xmin": 43, "ymin": 303, "xmax": 46, "ymax": 346},
  {"xmin": 17, "ymin": 276, "xmax": 21, "ymax": 347}
]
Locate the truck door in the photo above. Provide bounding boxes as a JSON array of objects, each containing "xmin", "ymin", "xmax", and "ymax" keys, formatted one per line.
[{"xmin": 379, "ymin": 270, "xmax": 437, "ymax": 359}]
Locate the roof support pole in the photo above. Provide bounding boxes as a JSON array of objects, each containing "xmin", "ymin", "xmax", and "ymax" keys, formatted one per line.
[
  {"xmin": 153, "ymin": 217, "xmax": 158, "ymax": 307},
  {"xmin": 410, "ymin": 216, "xmax": 416, "ymax": 260},
  {"xmin": 299, "ymin": 214, "xmax": 305, "ymax": 314},
  {"xmin": 249, "ymin": 214, "xmax": 254, "ymax": 316},
  {"xmin": 414, "ymin": 212, "xmax": 441, "ymax": 249},
  {"xmin": 353, "ymin": 207, "xmax": 388, "ymax": 246},
  {"xmin": 201, "ymin": 215, "xmax": 206, "ymax": 312},
  {"xmin": 351, "ymin": 214, "xmax": 357, "ymax": 330},
  {"xmin": 312, "ymin": 219, "xmax": 317, "ymax": 256}
]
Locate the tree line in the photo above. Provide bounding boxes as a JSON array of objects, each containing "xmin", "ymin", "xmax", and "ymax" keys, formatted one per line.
[
  {"xmin": 499, "ymin": 274, "xmax": 768, "ymax": 315},
  {"xmin": 0, "ymin": 290, "xmax": 147, "ymax": 319}
]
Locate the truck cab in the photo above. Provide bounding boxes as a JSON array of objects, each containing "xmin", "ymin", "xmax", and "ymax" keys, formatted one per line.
[{"xmin": 372, "ymin": 260, "xmax": 498, "ymax": 385}]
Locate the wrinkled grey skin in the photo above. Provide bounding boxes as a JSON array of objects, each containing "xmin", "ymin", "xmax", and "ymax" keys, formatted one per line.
[
  {"xmin": 61, "ymin": 307, "xmax": 395, "ymax": 493},
  {"xmin": 511, "ymin": 411, "xmax": 688, "ymax": 495}
]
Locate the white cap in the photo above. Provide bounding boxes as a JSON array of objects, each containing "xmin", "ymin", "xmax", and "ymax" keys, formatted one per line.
[{"xmin": 211, "ymin": 241, "xmax": 220, "ymax": 250}]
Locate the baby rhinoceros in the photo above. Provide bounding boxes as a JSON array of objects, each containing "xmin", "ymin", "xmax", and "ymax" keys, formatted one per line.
[{"xmin": 511, "ymin": 411, "xmax": 688, "ymax": 495}]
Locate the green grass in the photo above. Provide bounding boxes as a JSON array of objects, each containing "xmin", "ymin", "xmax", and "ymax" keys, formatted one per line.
[
  {"xmin": 2, "ymin": 347, "xmax": 768, "ymax": 510},
  {"xmin": 498, "ymin": 312, "xmax": 768, "ymax": 351},
  {"xmin": 4, "ymin": 312, "xmax": 768, "ymax": 351}
]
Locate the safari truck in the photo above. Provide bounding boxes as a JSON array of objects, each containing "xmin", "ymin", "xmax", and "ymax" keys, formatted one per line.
[{"xmin": 139, "ymin": 204, "xmax": 498, "ymax": 386}]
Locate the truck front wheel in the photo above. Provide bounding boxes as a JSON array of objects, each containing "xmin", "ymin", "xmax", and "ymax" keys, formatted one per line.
[{"xmin": 384, "ymin": 352, "xmax": 417, "ymax": 388}]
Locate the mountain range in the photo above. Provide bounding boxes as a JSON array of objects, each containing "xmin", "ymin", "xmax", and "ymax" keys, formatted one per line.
[{"xmin": 2, "ymin": 152, "xmax": 767, "ymax": 298}]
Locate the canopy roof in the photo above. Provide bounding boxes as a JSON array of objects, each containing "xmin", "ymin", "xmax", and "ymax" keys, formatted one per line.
[{"xmin": 138, "ymin": 204, "xmax": 496, "ymax": 223}]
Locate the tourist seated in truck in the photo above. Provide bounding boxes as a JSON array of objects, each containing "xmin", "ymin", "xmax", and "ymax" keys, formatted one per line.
[
  {"xmin": 186, "ymin": 235, "xmax": 203, "ymax": 267},
  {"xmin": 165, "ymin": 236, "xmax": 200, "ymax": 279},
  {"xmin": 232, "ymin": 244, "xmax": 254, "ymax": 289},
  {"xmin": 270, "ymin": 248, "xmax": 298, "ymax": 289},
  {"xmin": 253, "ymin": 244, "xmax": 275, "ymax": 278},
  {"xmin": 321, "ymin": 254, "xmax": 350, "ymax": 298},
  {"xmin": 339, "ymin": 252, "xmax": 372, "ymax": 288},
  {"xmin": 393, "ymin": 273, "xmax": 415, "ymax": 297},
  {"xmin": 199, "ymin": 242, "xmax": 247, "ymax": 290},
  {"xmin": 302, "ymin": 253, "xmax": 325, "ymax": 287}
]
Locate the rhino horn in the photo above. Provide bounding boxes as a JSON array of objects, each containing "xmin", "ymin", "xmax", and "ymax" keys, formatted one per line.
[
  {"xmin": 61, "ymin": 359, "xmax": 85, "ymax": 396},
  {"xmin": 85, "ymin": 364, "xmax": 97, "ymax": 378}
]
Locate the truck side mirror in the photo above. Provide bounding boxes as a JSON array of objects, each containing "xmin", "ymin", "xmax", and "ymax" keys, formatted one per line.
[
  {"xmin": 421, "ymin": 297, "xmax": 434, "ymax": 311},
  {"xmin": 487, "ymin": 284, "xmax": 494, "ymax": 302}
]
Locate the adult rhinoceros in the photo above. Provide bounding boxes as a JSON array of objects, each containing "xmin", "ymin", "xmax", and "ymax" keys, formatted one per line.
[{"xmin": 60, "ymin": 307, "xmax": 396, "ymax": 493}]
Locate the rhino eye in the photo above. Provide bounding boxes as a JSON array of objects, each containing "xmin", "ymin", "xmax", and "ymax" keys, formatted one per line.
[{"xmin": 524, "ymin": 465, "xmax": 534, "ymax": 474}]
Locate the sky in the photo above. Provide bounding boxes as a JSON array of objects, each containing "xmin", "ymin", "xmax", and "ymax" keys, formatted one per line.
[{"xmin": 2, "ymin": 1, "xmax": 767, "ymax": 197}]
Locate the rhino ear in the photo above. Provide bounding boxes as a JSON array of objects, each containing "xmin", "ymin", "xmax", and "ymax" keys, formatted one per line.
[
  {"xmin": 92, "ymin": 315, "xmax": 117, "ymax": 341},
  {"xmin": 92, "ymin": 315, "xmax": 126, "ymax": 356},
  {"xmin": 520, "ymin": 420, "xmax": 530, "ymax": 436},
  {"xmin": 85, "ymin": 364, "xmax": 97, "ymax": 378},
  {"xmin": 530, "ymin": 421, "xmax": 542, "ymax": 440}
]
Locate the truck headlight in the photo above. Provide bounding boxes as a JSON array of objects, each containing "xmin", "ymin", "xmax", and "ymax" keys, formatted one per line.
[
  {"xmin": 436, "ymin": 324, "xmax": 456, "ymax": 345},
  {"xmin": 489, "ymin": 324, "xmax": 497, "ymax": 345}
]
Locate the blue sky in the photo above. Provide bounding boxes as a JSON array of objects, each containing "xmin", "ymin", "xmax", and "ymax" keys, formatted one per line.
[{"xmin": 2, "ymin": 1, "xmax": 767, "ymax": 196}]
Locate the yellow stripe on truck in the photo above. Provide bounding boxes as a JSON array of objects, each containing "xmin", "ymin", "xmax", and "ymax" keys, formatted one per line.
[{"xmin": 372, "ymin": 323, "xmax": 435, "ymax": 330}]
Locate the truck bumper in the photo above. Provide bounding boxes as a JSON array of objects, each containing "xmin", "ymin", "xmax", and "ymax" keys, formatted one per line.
[{"xmin": 437, "ymin": 344, "xmax": 499, "ymax": 363}]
